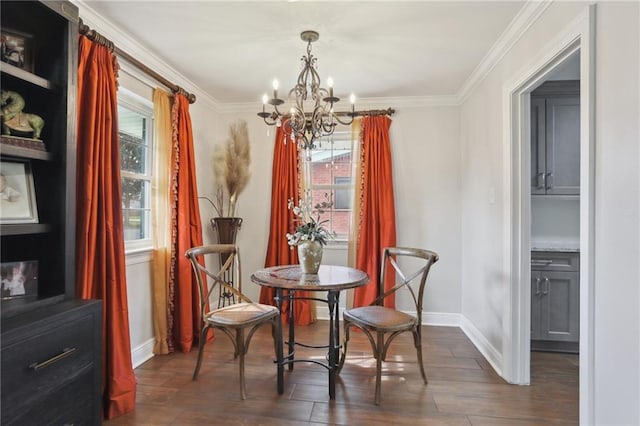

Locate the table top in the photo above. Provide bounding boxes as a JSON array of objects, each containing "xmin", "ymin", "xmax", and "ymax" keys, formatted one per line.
[{"xmin": 250, "ymin": 265, "xmax": 369, "ymax": 291}]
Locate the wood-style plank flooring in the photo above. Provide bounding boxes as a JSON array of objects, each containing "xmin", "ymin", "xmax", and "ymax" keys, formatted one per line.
[{"xmin": 105, "ymin": 322, "xmax": 578, "ymax": 425}]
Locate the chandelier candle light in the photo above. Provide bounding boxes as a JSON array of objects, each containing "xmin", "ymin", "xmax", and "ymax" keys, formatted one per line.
[{"xmin": 258, "ymin": 30, "xmax": 356, "ymax": 152}]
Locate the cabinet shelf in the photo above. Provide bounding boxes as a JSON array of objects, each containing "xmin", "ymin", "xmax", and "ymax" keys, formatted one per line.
[
  {"xmin": 0, "ymin": 223, "xmax": 53, "ymax": 236},
  {"xmin": 0, "ymin": 62, "xmax": 53, "ymax": 90},
  {"xmin": 0, "ymin": 138, "xmax": 53, "ymax": 161}
]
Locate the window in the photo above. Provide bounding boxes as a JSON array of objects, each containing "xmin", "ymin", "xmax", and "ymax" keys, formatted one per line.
[
  {"xmin": 117, "ymin": 93, "xmax": 153, "ymax": 249},
  {"xmin": 334, "ymin": 176, "xmax": 353, "ymax": 210},
  {"xmin": 305, "ymin": 131, "xmax": 354, "ymax": 242}
]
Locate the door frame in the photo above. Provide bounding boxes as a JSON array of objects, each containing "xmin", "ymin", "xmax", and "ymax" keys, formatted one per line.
[{"xmin": 501, "ymin": 5, "xmax": 595, "ymax": 424}]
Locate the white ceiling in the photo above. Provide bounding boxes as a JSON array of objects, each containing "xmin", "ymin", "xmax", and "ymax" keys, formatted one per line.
[{"xmin": 82, "ymin": 1, "xmax": 527, "ymax": 105}]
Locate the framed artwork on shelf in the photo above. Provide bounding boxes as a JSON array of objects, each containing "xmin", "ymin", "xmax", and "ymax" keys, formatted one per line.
[
  {"xmin": 0, "ymin": 159, "xmax": 38, "ymax": 224},
  {"xmin": 1, "ymin": 29, "xmax": 35, "ymax": 72},
  {"xmin": 1, "ymin": 260, "xmax": 38, "ymax": 300}
]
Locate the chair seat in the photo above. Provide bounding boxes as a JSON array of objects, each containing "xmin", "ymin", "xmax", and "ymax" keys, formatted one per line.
[
  {"xmin": 206, "ymin": 302, "xmax": 279, "ymax": 327},
  {"xmin": 344, "ymin": 305, "xmax": 417, "ymax": 332}
]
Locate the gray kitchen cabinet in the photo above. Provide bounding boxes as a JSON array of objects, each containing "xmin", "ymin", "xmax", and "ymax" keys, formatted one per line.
[
  {"xmin": 531, "ymin": 251, "xmax": 580, "ymax": 352},
  {"xmin": 531, "ymin": 80, "xmax": 580, "ymax": 195}
]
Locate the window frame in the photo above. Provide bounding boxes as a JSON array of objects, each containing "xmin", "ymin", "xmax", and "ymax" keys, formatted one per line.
[
  {"xmin": 117, "ymin": 90, "xmax": 154, "ymax": 253},
  {"xmin": 305, "ymin": 130, "xmax": 355, "ymax": 245}
]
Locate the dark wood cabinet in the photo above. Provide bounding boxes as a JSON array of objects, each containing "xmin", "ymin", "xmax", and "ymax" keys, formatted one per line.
[
  {"xmin": 1, "ymin": 2, "xmax": 102, "ymax": 424},
  {"xmin": 1, "ymin": 0, "xmax": 78, "ymax": 315},
  {"xmin": 531, "ymin": 80, "xmax": 580, "ymax": 196},
  {"xmin": 1, "ymin": 300, "xmax": 102, "ymax": 425},
  {"xmin": 531, "ymin": 251, "xmax": 580, "ymax": 353}
]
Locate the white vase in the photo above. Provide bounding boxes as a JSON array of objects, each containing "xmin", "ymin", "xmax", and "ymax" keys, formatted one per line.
[{"xmin": 297, "ymin": 240, "xmax": 323, "ymax": 274}]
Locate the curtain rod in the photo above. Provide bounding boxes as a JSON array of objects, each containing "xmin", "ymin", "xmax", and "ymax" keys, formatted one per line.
[
  {"xmin": 337, "ymin": 108, "xmax": 395, "ymax": 118},
  {"xmin": 78, "ymin": 19, "xmax": 196, "ymax": 104}
]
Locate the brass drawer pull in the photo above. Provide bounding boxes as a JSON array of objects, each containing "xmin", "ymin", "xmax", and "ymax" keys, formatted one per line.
[{"xmin": 29, "ymin": 347, "xmax": 77, "ymax": 371}]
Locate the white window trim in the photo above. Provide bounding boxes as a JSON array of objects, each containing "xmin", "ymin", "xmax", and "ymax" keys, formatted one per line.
[{"xmin": 118, "ymin": 89, "xmax": 154, "ymax": 253}]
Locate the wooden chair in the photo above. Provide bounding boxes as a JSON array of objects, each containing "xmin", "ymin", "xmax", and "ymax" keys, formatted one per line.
[
  {"xmin": 338, "ymin": 247, "xmax": 439, "ymax": 404},
  {"xmin": 185, "ymin": 244, "xmax": 280, "ymax": 400}
]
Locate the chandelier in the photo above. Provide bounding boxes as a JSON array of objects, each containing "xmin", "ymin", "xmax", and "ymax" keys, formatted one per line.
[{"xmin": 258, "ymin": 30, "xmax": 355, "ymax": 151}]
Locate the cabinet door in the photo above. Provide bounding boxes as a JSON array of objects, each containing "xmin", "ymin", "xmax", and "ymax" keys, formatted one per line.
[
  {"xmin": 539, "ymin": 271, "xmax": 580, "ymax": 342},
  {"xmin": 531, "ymin": 97, "xmax": 547, "ymax": 195},
  {"xmin": 545, "ymin": 96, "xmax": 580, "ymax": 195}
]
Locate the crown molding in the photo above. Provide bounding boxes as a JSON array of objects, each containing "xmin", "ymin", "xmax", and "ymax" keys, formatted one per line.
[
  {"xmin": 456, "ymin": 0, "xmax": 553, "ymax": 104},
  {"xmin": 71, "ymin": 0, "xmax": 222, "ymax": 112}
]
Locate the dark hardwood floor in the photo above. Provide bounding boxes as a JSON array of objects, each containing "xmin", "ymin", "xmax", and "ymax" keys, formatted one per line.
[{"xmin": 105, "ymin": 322, "xmax": 578, "ymax": 425}]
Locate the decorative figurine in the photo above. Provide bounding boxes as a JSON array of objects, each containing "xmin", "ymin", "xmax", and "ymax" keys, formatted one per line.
[{"xmin": 1, "ymin": 90, "xmax": 44, "ymax": 139}]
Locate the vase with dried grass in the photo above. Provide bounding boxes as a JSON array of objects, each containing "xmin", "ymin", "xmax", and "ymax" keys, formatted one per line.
[{"xmin": 199, "ymin": 120, "xmax": 251, "ymax": 305}]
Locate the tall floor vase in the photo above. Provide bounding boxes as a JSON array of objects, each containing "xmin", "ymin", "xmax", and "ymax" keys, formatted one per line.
[{"xmin": 212, "ymin": 217, "xmax": 243, "ymax": 306}]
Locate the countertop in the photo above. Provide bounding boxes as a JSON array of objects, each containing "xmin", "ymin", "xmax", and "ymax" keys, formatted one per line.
[{"xmin": 531, "ymin": 241, "xmax": 580, "ymax": 252}]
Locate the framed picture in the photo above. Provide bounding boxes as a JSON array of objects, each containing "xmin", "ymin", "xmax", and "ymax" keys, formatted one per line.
[
  {"xmin": 1, "ymin": 29, "xmax": 34, "ymax": 72},
  {"xmin": 0, "ymin": 159, "xmax": 38, "ymax": 224},
  {"xmin": 1, "ymin": 260, "xmax": 38, "ymax": 300}
]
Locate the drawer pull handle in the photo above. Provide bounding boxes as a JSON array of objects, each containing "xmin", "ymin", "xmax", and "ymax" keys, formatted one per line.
[
  {"xmin": 532, "ymin": 260, "xmax": 554, "ymax": 266},
  {"xmin": 29, "ymin": 347, "xmax": 77, "ymax": 371}
]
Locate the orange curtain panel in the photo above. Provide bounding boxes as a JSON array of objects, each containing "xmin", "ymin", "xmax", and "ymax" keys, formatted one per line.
[
  {"xmin": 168, "ymin": 93, "xmax": 204, "ymax": 353},
  {"xmin": 75, "ymin": 35, "xmax": 136, "ymax": 419},
  {"xmin": 259, "ymin": 127, "xmax": 315, "ymax": 325},
  {"xmin": 353, "ymin": 116, "xmax": 397, "ymax": 308}
]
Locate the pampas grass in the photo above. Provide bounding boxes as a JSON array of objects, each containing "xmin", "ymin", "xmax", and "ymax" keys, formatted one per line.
[{"xmin": 212, "ymin": 119, "xmax": 251, "ymax": 217}]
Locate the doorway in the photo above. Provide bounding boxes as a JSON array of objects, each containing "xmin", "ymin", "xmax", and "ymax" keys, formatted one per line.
[
  {"xmin": 529, "ymin": 52, "xmax": 580, "ymax": 355},
  {"xmin": 502, "ymin": 6, "xmax": 595, "ymax": 423}
]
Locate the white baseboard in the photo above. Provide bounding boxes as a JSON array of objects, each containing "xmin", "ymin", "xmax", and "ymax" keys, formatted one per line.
[
  {"xmin": 459, "ymin": 315, "xmax": 503, "ymax": 377},
  {"xmin": 421, "ymin": 311, "xmax": 461, "ymax": 327},
  {"xmin": 315, "ymin": 306, "xmax": 460, "ymax": 327},
  {"xmin": 131, "ymin": 338, "xmax": 155, "ymax": 368}
]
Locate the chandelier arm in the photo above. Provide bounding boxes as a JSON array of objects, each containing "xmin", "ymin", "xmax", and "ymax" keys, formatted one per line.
[
  {"xmin": 273, "ymin": 103, "xmax": 287, "ymax": 117},
  {"xmin": 332, "ymin": 114, "xmax": 354, "ymax": 126},
  {"xmin": 263, "ymin": 116, "xmax": 278, "ymax": 126}
]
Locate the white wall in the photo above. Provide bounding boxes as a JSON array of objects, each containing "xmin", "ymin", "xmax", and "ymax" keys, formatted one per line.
[
  {"xmin": 124, "ymin": 252, "xmax": 154, "ymax": 367},
  {"xmin": 461, "ymin": 0, "xmax": 587, "ymax": 358},
  {"xmin": 593, "ymin": 2, "xmax": 639, "ymax": 424},
  {"xmin": 460, "ymin": 1, "xmax": 640, "ymax": 424},
  {"xmin": 391, "ymin": 106, "xmax": 462, "ymax": 317}
]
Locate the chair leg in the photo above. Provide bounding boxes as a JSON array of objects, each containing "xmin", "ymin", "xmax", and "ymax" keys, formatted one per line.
[
  {"xmin": 236, "ymin": 328, "xmax": 247, "ymax": 400},
  {"xmin": 413, "ymin": 329, "xmax": 427, "ymax": 384},
  {"xmin": 192, "ymin": 325, "xmax": 210, "ymax": 380},
  {"xmin": 374, "ymin": 331, "xmax": 384, "ymax": 405},
  {"xmin": 337, "ymin": 321, "xmax": 351, "ymax": 374}
]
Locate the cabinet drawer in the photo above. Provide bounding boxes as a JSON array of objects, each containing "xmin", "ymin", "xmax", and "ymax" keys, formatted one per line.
[
  {"xmin": 1, "ymin": 310, "xmax": 98, "ymax": 421},
  {"xmin": 2, "ymin": 367, "xmax": 95, "ymax": 426},
  {"xmin": 531, "ymin": 251, "xmax": 579, "ymax": 272}
]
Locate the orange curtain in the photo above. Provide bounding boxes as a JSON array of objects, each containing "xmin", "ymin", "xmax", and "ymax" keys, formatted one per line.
[
  {"xmin": 75, "ymin": 35, "xmax": 136, "ymax": 419},
  {"xmin": 168, "ymin": 94, "xmax": 204, "ymax": 353},
  {"xmin": 353, "ymin": 116, "xmax": 397, "ymax": 308},
  {"xmin": 259, "ymin": 127, "xmax": 314, "ymax": 325}
]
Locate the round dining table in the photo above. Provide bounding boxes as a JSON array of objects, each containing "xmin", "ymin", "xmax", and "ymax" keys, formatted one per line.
[{"xmin": 251, "ymin": 264, "xmax": 369, "ymax": 400}]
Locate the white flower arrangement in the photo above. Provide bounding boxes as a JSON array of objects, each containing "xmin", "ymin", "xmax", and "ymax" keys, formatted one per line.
[{"xmin": 285, "ymin": 195, "xmax": 333, "ymax": 247}]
